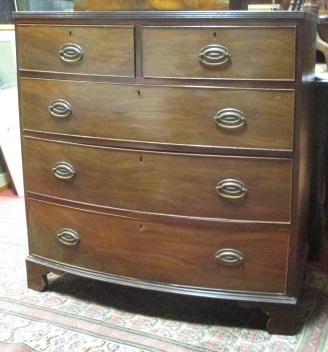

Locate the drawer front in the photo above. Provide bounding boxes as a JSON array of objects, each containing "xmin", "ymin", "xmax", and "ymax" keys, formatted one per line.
[
  {"xmin": 16, "ymin": 25, "xmax": 135, "ymax": 77},
  {"xmin": 28, "ymin": 199, "xmax": 288, "ymax": 294},
  {"xmin": 24, "ymin": 138, "xmax": 292, "ymax": 222},
  {"xmin": 142, "ymin": 27, "xmax": 296, "ymax": 80},
  {"xmin": 21, "ymin": 78, "xmax": 294, "ymax": 151}
]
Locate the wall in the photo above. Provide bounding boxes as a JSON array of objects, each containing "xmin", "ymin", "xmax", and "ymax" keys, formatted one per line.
[
  {"xmin": 0, "ymin": 0, "xmax": 15, "ymax": 24},
  {"xmin": 0, "ymin": 0, "xmax": 15, "ymax": 190}
]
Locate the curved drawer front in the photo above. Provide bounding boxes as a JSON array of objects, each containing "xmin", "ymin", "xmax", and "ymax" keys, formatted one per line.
[
  {"xmin": 142, "ymin": 26, "xmax": 295, "ymax": 80},
  {"xmin": 16, "ymin": 25, "xmax": 135, "ymax": 77},
  {"xmin": 28, "ymin": 199, "xmax": 288, "ymax": 294},
  {"xmin": 21, "ymin": 78, "xmax": 294, "ymax": 151},
  {"xmin": 24, "ymin": 138, "xmax": 292, "ymax": 222}
]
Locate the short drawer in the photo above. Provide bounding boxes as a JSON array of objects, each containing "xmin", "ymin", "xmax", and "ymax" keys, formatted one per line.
[
  {"xmin": 142, "ymin": 26, "xmax": 296, "ymax": 80},
  {"xmin": 28, "ymin": 199, "xmax": 289, "ymax": 294},
  {"xmin": 23, "ymin": 138, "xmax": 292, "ymax": 223},
  {"xmin": 16, "ymin": 25, "xmax": 135, "ymax": 77},
  {"xmin": 21, "ymin": 78, "xmax": 294, "ymax": 151}
]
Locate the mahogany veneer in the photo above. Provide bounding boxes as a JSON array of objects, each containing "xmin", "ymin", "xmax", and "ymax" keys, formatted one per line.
[{"xmin": 15, "ymin": 10, "xmax": 317, "ymax": 334}]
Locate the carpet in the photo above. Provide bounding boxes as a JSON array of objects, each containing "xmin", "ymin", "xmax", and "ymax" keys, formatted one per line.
[
  {"xmin": 1, "ymin": 191, "xmax": 328, "ymax": 351},
  {"xmin": 0, "ymin": 342, "xmax": 33, "ymax": 352}
]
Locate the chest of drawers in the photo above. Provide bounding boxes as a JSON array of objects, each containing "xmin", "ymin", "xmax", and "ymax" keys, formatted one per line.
[{"xmin": 15, "ymin": 10, "xmax": 317, "ymax": 335}]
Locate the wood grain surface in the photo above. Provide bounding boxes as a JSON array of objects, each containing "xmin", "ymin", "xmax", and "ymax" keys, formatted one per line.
[
  {"xmin": 23, "ymin": 137, "xmax": 293, "ymax": 223},
  {"xmin": 17, "ymin": 25, "xmax": 135, "ymax": 77},
  {"xmin": 20, "ymin": 78, "xmax": 295, "ymax": 152},
  {"xmin": 28, "ymin": 198, "xmax": 288, "ymax": 293}
]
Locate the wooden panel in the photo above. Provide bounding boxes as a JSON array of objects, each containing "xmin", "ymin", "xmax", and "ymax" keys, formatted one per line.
[
  {"xmin": 16, "ymin": 25, "xmax": 135, "ymax": 77},
  {"xmin": 142, "ymin": 26, "xmax": 296, "ymax": 80},
  {"xmin": 73, "ymin": 0, "xmax": 229, "ymax": 11},
  {"xmin": 21, "ymin": 78, "xmax": 295, "ymax": 151},
  {"xmin": 23, "ymin": 138, "xmax": 292, "ymax": 222},
  {"xmin": 28, "ymin": 199, "xmax": 288, "ymax": 293}
]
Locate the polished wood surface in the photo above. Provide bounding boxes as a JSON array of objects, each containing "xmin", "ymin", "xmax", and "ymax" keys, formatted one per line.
[
  {"xmin": 142, "ymin": 27, "xmax": 296, "ymax": 80},
  {"xmin": 17, "ymin": 25, "xmax": 135, "ymax": 77},
  {"xmin": 28, "ymin": 199, "xmax": 288, "ymax": 293},
  {"xmin": 24, "ymin": 137, "xmax": 292, "ymax": 222},
  {"xmin": 20, "ymin": 78, "xmax": 295, "ymax": 152},
  {"xmin": 15, "ymin": 11, "xmax": 317, "ymax": 335},
  {"xmin": 308, "ymin": 82, "xmax": 328, "ymax": 260}
]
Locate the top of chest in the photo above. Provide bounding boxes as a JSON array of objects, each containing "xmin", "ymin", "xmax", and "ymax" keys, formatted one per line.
[{"xmin": 14, "ymin": 11, "xmax": 316, "ymax": 82}]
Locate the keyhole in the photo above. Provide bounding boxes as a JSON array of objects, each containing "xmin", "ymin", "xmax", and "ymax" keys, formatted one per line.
[
  {"xmin": 140, "ymin": 156, "xmax": 143, "ymax": 163},
  {"xmin": 137, "ymin": 90, "xmax": 141, "ymax": 98},
  {"xmin": 139, "ymin": 224, "xmax": 144, "ymax": 231},
  {"xmin": 213, "ymin": 31, "xmax": 218, "ymax": 39},
  {"xmin": 68, "ymin": 30, "xmax": 72, "ymax": 37}
]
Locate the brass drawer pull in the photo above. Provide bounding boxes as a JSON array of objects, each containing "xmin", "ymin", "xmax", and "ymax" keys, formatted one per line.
[
  {"xmin": 59, "ymin": 43, "xmax": 83, "ymax": 63},
  {"xmin": 49, "ymin": 99, "xmax": 72, "ymax": 118},
  {"xmin": 215, "ymin": 249, "xmax": 244, "ymax": 266},
  {"xmin": 216, "ymin": 179, "xmax": 247, "ymax": 199},
  {"xmin": 57, "ymin": 228, "xmax": 80, "ymax": 246},
  {"xmin": 52, "ymin": 162, "xmax": 76, "ymax": 180},
  {"xmin": 199, "ymin": 44, "xmax": 231, "ymax": 66},
  {"xmin": 214, "ymin": 108, "xmax": 247, "ymax": 129}
]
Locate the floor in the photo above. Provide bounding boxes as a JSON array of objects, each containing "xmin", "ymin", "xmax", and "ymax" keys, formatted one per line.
[{"xmin": 0, "ymin": 188, "xmax": 26, "ymax": 246}]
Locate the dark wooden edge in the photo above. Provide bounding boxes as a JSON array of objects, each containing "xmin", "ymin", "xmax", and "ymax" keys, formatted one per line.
[
  {"xmin": 26, "ymin": 192, "xmax": 292, "ymax": 228},
  {"xmin": 13, "ymin": 10, "xmax": 317, "ymax": 21},
  {"xmin": 26, "ymin": 255, "xmax": 296, "ymax": 304},
  {"xmin": 22, "ymin": 131, "xmax": 294, "ymax": 159},
  {"xmin": 26, "ymin": 254, "xmax": 301, "ymax": 334},
  {"xmin": 240, "ymin": 300, "xmax": 299, "ymax": 334},
  {"xmin": 239, "ymin": 246, "xmax": 307, "ymax": 334}
]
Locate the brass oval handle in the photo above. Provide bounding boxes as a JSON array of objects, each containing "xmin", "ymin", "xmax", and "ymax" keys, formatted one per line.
[
  {"xmin": 214, "ymin": 108, "xmax": 247, "ymax": 129},
  {"xmin": 59, "ymin": 43, "xmax": 83, "ymax": 63},
  {"xmin": 216, "ymin": 179, "xmax": 247, "ymax": 199},
  {"xmin": 49, "ymin": 99, "xmax": 72, "ymax": 118},
  {"xmin": 199, "ymin": 44, "xmax": 231, "ymax": 66},
  {"xmin": 57, "ymin": 228, "xmax": 80, "ymax": 246},
  {"xmin": 52, "ymin": 162, "xmax": 76, "ymax": 180},
  {"xmin": 215, "ymin": 249, "xmax": 244, "ymax": 266}
]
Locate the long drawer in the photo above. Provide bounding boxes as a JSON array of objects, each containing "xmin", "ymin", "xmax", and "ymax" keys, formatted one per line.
[
  {"xmin": 21, "ymin": 78, "xmax": 295, "ymax": 151},
  {"xmin": 142, "ymin": 26, "xmax": 296, "ymax": 80},
  {"xmin": 16, "ymin": 25, "xmax": 135, "ymax": 77},
  {"xmin": 28, "ymin": 199, "xmax": 289, "ymax": 294},
  {"xmin": 23, "ymin": 137, "xmax": 292, "ymax": 222}
]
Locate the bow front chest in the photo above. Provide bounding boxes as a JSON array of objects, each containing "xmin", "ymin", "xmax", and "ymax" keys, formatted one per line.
[{"xmin": 15, "ymin": 10, "xmax": 316, "ymax": 334}]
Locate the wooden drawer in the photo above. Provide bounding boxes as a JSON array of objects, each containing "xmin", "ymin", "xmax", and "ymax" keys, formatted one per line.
[
  {"xmin": 23, "ymin": 138, "xmax": 292, "ymax": 223},
  {"xmin": 142, "ymin": 26, "xmax": 296, "ymax": 80},
  {"xmin": 21, "ymin": 78, "xmax": 294, "ymax": 151},
  {"xmin": 28, "ymin": 199, "xmax": 288, "ymax": 294},
  {"xmin": 16, "ymin": 25, "xmax": 135, "ymax": 77}
]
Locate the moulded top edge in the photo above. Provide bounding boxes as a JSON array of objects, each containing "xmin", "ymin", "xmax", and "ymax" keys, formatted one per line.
[{"xmin": 13, "ymin": 10, "xmax": 317, "ymax": 22}]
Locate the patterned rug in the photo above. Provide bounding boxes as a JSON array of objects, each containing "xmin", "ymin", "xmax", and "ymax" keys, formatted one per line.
[{"xmin": 1, "ymin": 192, "xmax": 328, "ymax": 351}]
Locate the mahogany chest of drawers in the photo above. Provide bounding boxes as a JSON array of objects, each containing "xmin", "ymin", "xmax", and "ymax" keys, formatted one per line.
[{"xmin": 15, "ymin": 10, "xmax": 317, "ymax": 334}]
